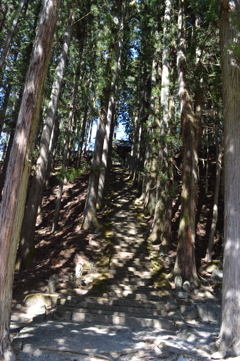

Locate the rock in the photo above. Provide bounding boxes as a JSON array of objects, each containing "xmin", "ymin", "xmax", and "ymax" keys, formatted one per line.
[
  {"xmin": 168, "ymin": 309, "xmax": 182, "ymax": 322},
  {"xmin": 180, "ymin": 305, "xmax": 198, "ymax": 320},
  {"xmin": 166, "ymin": 299, "xmax": 178, "ymax": 311},
  {"xmin": 177, "ymin": 291, "xmax": 189, "ymax": 299},
  {"xmin": 197, "ymin": 304, "xmax": 221, "ymax": 323},
  {"xmin": 177, "ymin": 356, "xmax": 186, "ymax": 361},
  {"xmin": 206, "ymin": 262, "xmax": 219, "ymax": 273},
  {"xmin": 211, "ymin": 269, "xmax": 223, "ymax": 282},
  {"xmin": 175, "ymin": 275, "xmax": 183, "ymax": 290},
  {"xmin": 182, "ymin": 281, "xmax": 191, "ymax": 293},
  {"xmin": 211, "ymin": 350, "xmax": 226, "ymax": 359},
  {"xmin": 12, "ymin": 338, "xmax": 23, "ymax": 352},
  {"xmin": 204, "ymin": 290, "xmax": 215, "ymax": 299},
  {"xmin": 162, "ymin": 255, "xmax": 172, "ymax": 265}
]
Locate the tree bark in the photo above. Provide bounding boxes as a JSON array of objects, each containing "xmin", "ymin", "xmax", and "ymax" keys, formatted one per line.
[
  {"xmin": 149, "ymin": 0, "xmax": 172, "ymax": 250},
  {"xmin": 96, "ymin": 0, "xmax": 125, "ymax": 208},
  {"xmin": 205, "ymin": 133, "xmax": 223, "ymax": 263},
  {"xmin": 173, "ymin": 0, "xmax": 199, "ymax": 285},
  {"xmin": 82, "ymin": 90, "xmax": 110, "ymax": 230},
  {"xmin": 0, "ymin": 1, "xmax": 60, "ymax": 359},
  {"xmin": 82, "ymin": 0, "xmax": 125, "ymax": 229},
  {"xmin": 16, "ymin": 7, "xmax": 73, "ymax": 270},
  {"xmin": 0, "ymin": 0, "xmax": 26, "ymax": 68},
  {"xmin": 217, "ymin": 0, "xmax": 240, "ymax": 356},
  {"xmin": 52, "ymin": 56, "xmax": 80, "ymax": 232}
]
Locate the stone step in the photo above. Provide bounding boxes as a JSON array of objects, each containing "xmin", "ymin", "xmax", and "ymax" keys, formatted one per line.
[
  {"xmin": 107, "ymin": 289, "xmax": 164, "ymax": 301},
  {"xmin": 52, "ymin": 308, "xmax": 175, "ymax": 330},
  {"xmin": 110, "ymin": 258, "xmax": 151, "ymax": 266},
  {"xmin": 111, "ymin": 250, "xmax": 149, "ymax": 258},
  {"xmin": 107, "ymin": 279, "xmax": 152, "ymax": 287},
  {"xmin": 61, "ymin": 296, "xmax": 168, "ymax": 310},
  {"xmin": 56, "ymin": 303, "xmax": 167, "ymax": 318},
  {"xmin": 108, "ymin": 268, "xmax": 152, "ymax": 277}
]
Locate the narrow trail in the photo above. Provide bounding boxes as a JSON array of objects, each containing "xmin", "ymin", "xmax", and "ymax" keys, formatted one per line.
[{"xmin": 11, "ymin": 165, "xmax": 222, "ymax": 361}]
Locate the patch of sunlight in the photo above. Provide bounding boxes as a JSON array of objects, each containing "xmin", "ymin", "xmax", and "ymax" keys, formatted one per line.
[
  {"xmin": 85, "ymin": 326, "xmax": 109, "ymax": 335},
  {"xmin": 54, "ymin": 324, "xmax": 64, "ymax": 328},
  {"xmin": 57, "ymin": 338, "xmax": 65, "ymax": 345}
]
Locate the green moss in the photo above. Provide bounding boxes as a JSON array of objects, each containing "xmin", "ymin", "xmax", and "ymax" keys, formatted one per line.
[{"xmin": 90, "ymin": 272, "xmax": 109, "ymax": 296}]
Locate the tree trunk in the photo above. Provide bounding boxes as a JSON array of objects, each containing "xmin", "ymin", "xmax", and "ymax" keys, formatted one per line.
[
  {"xmin": 82, "ymin": 91, "xmax": 110, "ymax": 230},
  {"xmin": 0, "ymin": 0, "xmax": 26, "ymax": 68},
  {"xmin": 52, "ymin": 60, "xmax": 80, "ymax": 231},
  {"xmin": 97, "ymin": 0, "xmax": 125, "ymax": 208},
  {"xmin": 204, "ymin": 127, "xmax": 210, "ymax": 195},
  {"xmin": 205, "ymin": 134, "xmax": 223, "ymax": 263},
  {"xmin": 0, "ymin": 82, "xmax": 12, "ymax": 135},
  {"xmin": 149, "ymin": 0, "xmax": 172, "ymax": 250},
  {"xmin": 173, "ymin": 0, "xmax": 199, "ymax": 285},
  {"xmin": 77, "ymin": 71, "xmax": 93, "ymax": 167},
  {"xmin": 16, "ymin": 8, "xmax": 73, "ymax": 270},
  {"xmin": 0, "ymin": 1, "xmax": 60, "ymax": 359},
  {"xmin": 217, "ymin": 0, "xmax": 240, "ymax": 356},
  {"xmin": 82, "ymin": 1, "xmax": 126, "ymax": 229}
]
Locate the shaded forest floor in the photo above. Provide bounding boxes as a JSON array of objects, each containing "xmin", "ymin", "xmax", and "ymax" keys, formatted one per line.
[{"xmin": 13, "ymin": 154, "xmax": 224, "ymax": 307}]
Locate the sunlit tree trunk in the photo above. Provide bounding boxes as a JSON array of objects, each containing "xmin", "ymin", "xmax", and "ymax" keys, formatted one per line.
[
  {"xmin": 0, "ymin": 1, "xmax": 60, "ymax": 359},
  {"xmin": 149, "ymin": 0, "xmax": 173, "ymax": 250},
  {"xmin": 77, "ymin": 71, "xmax": 92, "ymax": 166},
  {"xmin": 142, "ymin": 52, "xmax": 159, "ymax": 217},
  {"xmin": 97, "ymin": 1, "xmax": 125, "ymax": 208},
  {"xmin": 173, "ymin": 0, "xmax": 199, "ymax": 285},
  {"xmin": 82, "ymin": 0, "xmax": 126, "ymax": 229},
  {"xmin": 82, "ymin": 92, "xmax": 110, "ymax": 230},
  {"xmin": 217, "ymin": 0, "xmax": 240, "ymax": 357},
  {"xmin": 16, "ymin": 8, "xmax": 74, "ymax": 270},
  {"xmin": 52, "ymin": 54, "xmax": 81, "ymax": 231}
]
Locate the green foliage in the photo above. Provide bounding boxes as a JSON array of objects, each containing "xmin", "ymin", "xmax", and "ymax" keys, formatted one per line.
[
  {"xmin": 166, "ymin": 182, "xmax": 179, "ymax": 198},
  {"xmin": 56, "ymin": 162, "xmax": 89, "ymax": 182}
]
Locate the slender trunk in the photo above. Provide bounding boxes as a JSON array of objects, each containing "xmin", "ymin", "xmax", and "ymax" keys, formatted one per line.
[
  {"xmin": 0, "ymin": 131, "xmax": 14, "ymax": 199},
  {"xmin": 77, "ymin": 72, "xmax": 93, "ymax": 166},
  {"xmin": 129, "ymin": 114, "xmax": 140, "ymax": 179},
  {"xmin": 142, "ymin": 52, "xmax": 158, "ymax": 213},
  {"xmin": 205, "ymin": 135, "xmax": 223, "ymax": 262},
  {"xmin": 16, "ymin": 8, "xmax": 73, "ymax": 270},
  {"xmin": 0, "ymin": 0, "xmax": 26, "ymax": 68},
  {"xmin": 82, "ymin": 92, "xmax": 109, "ymax": 230},
  {"xmin": 0, "ymin": 83, "xmax": 12, "ymax": 135},
  {"xmin": 173, "ymin": 0, "xmax": 198, "ymax": 285},
  {"xmin": 52, "ymin": 59, "xmax": 80, "ymax": 231},
  {"xmin": 97, "ymin": 1, "xmax": 125, "ymax": 208},
  {"xmin": 97, "ymin": 94, "xmax": 115, "ymax": 208},
  {"xmin": 82, "ymin": 1, "xmax": 126, "ymax": 229},
  {"xmin": 205, "ymin": 127, "xmax": 209, "ymax": 195},
  {"xmin": 0, "ymin": 3, "xmax": 7, "ymax": 33},
  {"xmin": 0, "ymin": 1, "xmax": 60, "ymax": 359},
  {"xmin": 149, "ymin": 0, "xmax": 172, "ymax": 249}
]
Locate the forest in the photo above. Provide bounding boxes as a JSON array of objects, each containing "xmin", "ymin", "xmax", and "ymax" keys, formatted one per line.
[{"xmin": 0, "ymin": 0, "xmax": 240, "ymax": 360}]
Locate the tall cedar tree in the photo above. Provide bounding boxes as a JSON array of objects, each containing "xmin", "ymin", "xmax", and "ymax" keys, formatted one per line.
[
  {"xmin": 82, "ymin": 0, "xmax": 125, "ymax": 230},
  {"xmin": 216, "ymin": 0, "xmax": 240, "ymax": 357},
  {"xmin": 16, "ymin": 5, "xmax": 74, "ymax": 270},
  {"xmin": 173, "ymin": 0, "xmax": 199, "ymax": 285},
  {"xmin": 0, "ymin": 1, "xmax": 60, "ymax": 359}
]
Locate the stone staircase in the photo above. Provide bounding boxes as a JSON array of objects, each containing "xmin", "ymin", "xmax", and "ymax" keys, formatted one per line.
[
  {"xmin": 52, "ymin": 185, "xmax": 176, "ymax": 330},
  {"xmin": 50, "ymin": 166, "xmax": 221, "ymax": 332},
  {"xmin": 11, "ymin": 166, "xmax": 222, "ymax": 361}
]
